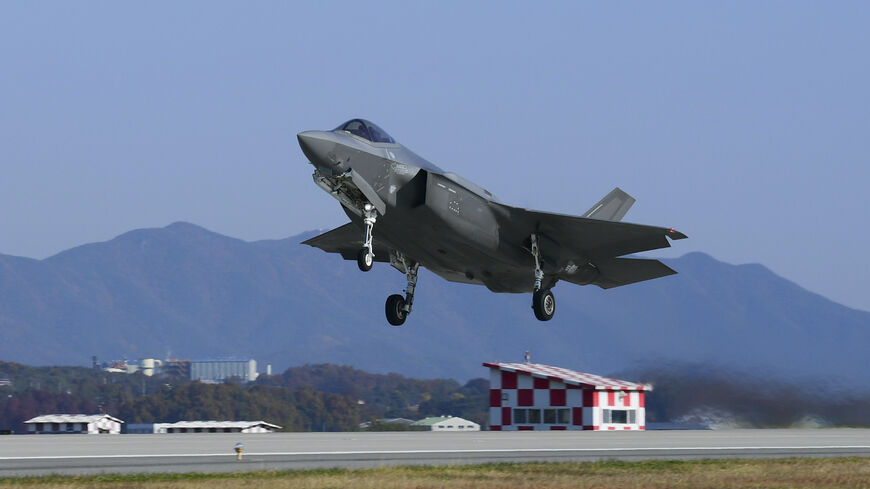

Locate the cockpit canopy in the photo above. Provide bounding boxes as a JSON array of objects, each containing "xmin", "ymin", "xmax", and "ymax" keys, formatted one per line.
[{"xmin": 335, "ymin": 119, "xmax": 396, "ymax": 144}]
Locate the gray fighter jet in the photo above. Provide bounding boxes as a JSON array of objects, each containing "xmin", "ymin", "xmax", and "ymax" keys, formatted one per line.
[{"xmin": 298, "ymin": 119, "xmax": 687, "ymax": 325}]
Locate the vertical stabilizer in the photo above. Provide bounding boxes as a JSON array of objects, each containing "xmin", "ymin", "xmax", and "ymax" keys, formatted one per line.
[{"xmin": 583, "ymin": 187, "xmax": 635, "ymax": 221}]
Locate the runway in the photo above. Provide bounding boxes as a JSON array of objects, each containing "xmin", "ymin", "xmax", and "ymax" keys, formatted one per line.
[{"xmin": 1, "ymin": 429, "xmax": 869, "ymax": 476}]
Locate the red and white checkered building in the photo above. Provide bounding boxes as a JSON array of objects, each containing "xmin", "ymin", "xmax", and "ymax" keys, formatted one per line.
[{"xmin": 485, "ymin": 362, "xmax": 651, "ymax": 431}]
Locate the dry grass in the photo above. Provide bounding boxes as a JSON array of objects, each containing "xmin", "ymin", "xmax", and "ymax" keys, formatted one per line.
[{"xmin": 3, "ymin": 458, "xmax": 870, "ymax": 489}]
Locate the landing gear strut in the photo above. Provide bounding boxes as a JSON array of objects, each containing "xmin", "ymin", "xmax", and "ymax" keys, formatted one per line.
[
  {"xmin": 357, "ymin": 203, "xmax": 377, "ymax": 272},
  {"xmin": 530, "ymin": 234, "xmax": 555, "ymax": 321},
  {"xmin": 385, "ymin": 254, "xmax": 418, "ymax": 326}
]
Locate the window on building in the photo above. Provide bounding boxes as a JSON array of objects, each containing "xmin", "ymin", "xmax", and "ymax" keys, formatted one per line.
[
  {"xmin": 528, "ymin": 409, "xmax": 542, "ymax": 424},
  {"xmin": 52, "ymin": 423, "xmax": 60, "ymax": 431},
  {"xmin": 513, "ymin": 409, "xmax": 527, "ymax": 424},
  {"xmin": 543, "ymin": 409, "xmax": 556, "ymax": 424},
  {"xmin": 36, "ymin": 423, "xmax": 44, "ymax": 431},
  {"xmin": 65, "ymin": 424, "xmax": 73, "ymax": 432},
  {"xmin": 603, "ymin": 409, "xmax": 635, "ymax": 424},
  {"xmin": 557, "ymin": 409, "xmax": 571, "ymax": 424},
  {"xmin": 612, "ymin": 410, "xmax": 627, "ymax": 424}
]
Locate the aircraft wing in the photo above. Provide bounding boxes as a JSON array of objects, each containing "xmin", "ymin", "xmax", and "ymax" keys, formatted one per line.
[
  {"xmin": 496, "ymin": 203, "xmax": 687, "ymax": 259},
  {"xmin": 302, "ymin": 223, "xmax": 391, "ymax": 262},
  {"xmin": 493, "ymin": 203, "xmax": 686, "ymax": 289}
]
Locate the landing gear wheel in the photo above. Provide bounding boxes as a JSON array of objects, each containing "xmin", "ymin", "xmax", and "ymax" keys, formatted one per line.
[
  {"xmin": 532, "ymin": 289, "xmax": 555, "ymax": 321},
  {"xmin": 385, "ymin": 294, "xmax": 407, "ymax": 326},
  {"xmin": 357, "ymin": 248, "xmax": 373, "ymax": 272}
]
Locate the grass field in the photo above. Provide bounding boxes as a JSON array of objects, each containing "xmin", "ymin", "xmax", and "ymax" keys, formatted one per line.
[{"xmin": 2, "ymin": 458, "xmax": 869, "ymax": 489}]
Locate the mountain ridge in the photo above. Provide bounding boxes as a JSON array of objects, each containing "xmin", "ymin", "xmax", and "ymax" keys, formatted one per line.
[{"xmin": 1, "ymin": 222, "xmax": 868, "ymax": 386}]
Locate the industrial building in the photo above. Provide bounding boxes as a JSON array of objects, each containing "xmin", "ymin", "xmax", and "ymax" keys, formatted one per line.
[
  {"xmin": 93, "ymin": 356, "xmax": 263, "ymax": 383},
  {"xmin": 24, "ymin": 414, "xmax": 123, "ymax": 434},
  {"xmin": 411, "ymin": 416, "xmax": 480, "ymax": 431},
  {"xmin": 137, "ymin": 420, "xmax": 281, "ymax": 434},
  {"xmin": 485, "ymin": 362, "xmax": 650, "ymax": 431},
  {"xmin": 190, "ymin": 359, "xmax": 258, "ymax": 383}
]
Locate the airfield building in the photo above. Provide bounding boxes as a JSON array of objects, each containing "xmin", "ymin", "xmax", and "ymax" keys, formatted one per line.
[
  {"xmin": 484, "ymin": 362, "xmax": 650, "ymax": 431},
  {"xmin": 411, "ymin": 416, "xmax": 480, "ymax": 431},
  {"xmin": 190, "ymin": 359, "xmax": 258, "ymax": 383},
  {"xmin": 127, "ymin": 420, "xmax": 282, "ymax": 434},
  {"xmin": 24, "ymin": 414, "xmax": 123, "ymax": 434}
]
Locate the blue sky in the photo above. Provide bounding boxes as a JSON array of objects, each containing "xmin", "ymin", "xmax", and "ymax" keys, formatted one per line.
[{"xmin": 1, "ymin": 2, "xmax": 868, "ymax": 311}]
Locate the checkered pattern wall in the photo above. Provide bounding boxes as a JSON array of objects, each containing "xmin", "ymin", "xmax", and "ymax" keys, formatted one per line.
[{"xmin": 484, "ymin": 362, "xmax": 647, "ymax": 431}]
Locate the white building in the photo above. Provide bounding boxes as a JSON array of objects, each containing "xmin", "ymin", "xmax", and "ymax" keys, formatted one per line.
[
  {"xmin": 411, "ymin": 416, "xmax": 480, "ymax": 431},
  {"xmin": 190, "ymin": 359, "xmax": 258, "ymax": 383},
  {"xmin": 24, "ymin": 414, "xmax": 123, "ymax": 434},
  {"xmin": 485, "ymin": 362, "xmax": 651, "ymax": 431},
  {"xmin": 148, "ymin": 420, "xmax": 281, "ymax": 434}
]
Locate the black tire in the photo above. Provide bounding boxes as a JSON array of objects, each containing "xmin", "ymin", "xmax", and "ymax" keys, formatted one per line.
[
  {"xmin": 357, "ymin": 248, "xmax": 373, "ymax": 272},
  {"xmin": 385, "ymin": 294, "xmax": 407, "ymax": 326},
  {"xmin": 532, "ymin": 289, "xmax": 555, "ymax": 321}
]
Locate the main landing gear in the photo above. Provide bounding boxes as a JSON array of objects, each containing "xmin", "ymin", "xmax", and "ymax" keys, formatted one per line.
[
  {"xmin": 385, "ymin": 254, "xmax": 418, "ymax": 326},
  {"xmin": 530, "ymin": 234, "xmax": 555, "ymax": 321},
  {"xmin": 357, "ymin": 203, "xmax": 377, "ymax": 272},
  {"xmin": 348, "ymin": 201, "xmax": 418, "ymax": 326}
]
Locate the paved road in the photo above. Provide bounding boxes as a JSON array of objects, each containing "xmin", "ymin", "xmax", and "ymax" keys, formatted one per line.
[{"xmin": 1, "ymin": 429, "xmax": 869, "ymax": 476}]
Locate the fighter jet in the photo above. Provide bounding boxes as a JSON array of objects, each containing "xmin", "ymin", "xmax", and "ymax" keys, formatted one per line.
[{"xmin": 298, "ymin": 119, "xmax": 687, "ymax": 326}]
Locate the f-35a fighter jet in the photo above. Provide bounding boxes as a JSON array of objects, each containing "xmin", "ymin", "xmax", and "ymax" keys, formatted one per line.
[{"xmin": 298, "ymin": 119, "xmax": 686, "ymax": 326}]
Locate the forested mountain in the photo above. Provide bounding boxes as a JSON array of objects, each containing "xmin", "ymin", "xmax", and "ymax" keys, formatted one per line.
[{"xmin": 1, "ymin": 222, "xmax": 868, "ymax": 387}]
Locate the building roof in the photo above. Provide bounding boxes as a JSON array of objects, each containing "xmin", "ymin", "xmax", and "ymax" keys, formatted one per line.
[
  {"xmin": 153, "ymin": 420, "xmax": 281, "ymax": 430},
  {"xmin": 411, "ymin": 416, "xmax": 479, "ymax": 427},
  {"xmin": 411, "ymin": 416, "xmax": 452, "ymax": 426},
  {"xmin": 24, "ymin": 414, "xmax": 124, "ymax": 424},
  {"xmin": 483, "ymin": 362, "xmax": 652, "ymax": 391}
]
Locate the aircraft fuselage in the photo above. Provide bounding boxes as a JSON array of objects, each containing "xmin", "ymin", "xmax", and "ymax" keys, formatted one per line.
[
  {"xmin": 298, "ymin": 119, "xmax": 685, "ymax": 325},
  {"xmin": 298, "ymin": 128, "xmax": 535, "ymax": 292}
]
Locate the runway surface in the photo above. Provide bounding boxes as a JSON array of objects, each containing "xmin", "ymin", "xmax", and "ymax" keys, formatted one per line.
[{"xmin": 1, "ymin": 429, "xmax": 869, "ymax": 476}]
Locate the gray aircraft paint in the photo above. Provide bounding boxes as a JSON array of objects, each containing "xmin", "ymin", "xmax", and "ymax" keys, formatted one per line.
[{"xmin": 298, "ymin": 119, "xmax": 686, "ymax": 323}]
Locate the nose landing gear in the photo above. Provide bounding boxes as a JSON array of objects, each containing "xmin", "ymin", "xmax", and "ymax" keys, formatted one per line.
[{"xmin": 357, "ymin": 203, "xmax": 377, "ymax": 272}]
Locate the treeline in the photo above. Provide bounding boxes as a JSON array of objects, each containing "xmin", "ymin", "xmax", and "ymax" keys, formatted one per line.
[
  {"xmin": 5, "ymin": 360, "xmax": 870, "ymax": 433},
  {"xmin": 256, "ymin": 364, "xmax": 489, "ymax": 426},
  {"xmin": 118, "ymin": 383, "xmax": 360, "ymax": 431},
  {"xmin": 0, "ymin": 362, "xmax": 488, "ymax": 433}
]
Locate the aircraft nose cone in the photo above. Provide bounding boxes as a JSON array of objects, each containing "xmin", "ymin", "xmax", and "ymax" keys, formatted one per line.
[{"xmin": 297, "ymin": 131, "xmax": 330, "ymax": 166}]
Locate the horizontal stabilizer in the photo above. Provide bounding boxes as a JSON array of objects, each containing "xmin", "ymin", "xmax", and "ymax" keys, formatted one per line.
[
  {"xmin": 593, "ymin": 257, "xmax": 677, "ymax": 289},
  {"xmin": 583, "ymin": 187, "xmax": 635, "ymax": 221}
]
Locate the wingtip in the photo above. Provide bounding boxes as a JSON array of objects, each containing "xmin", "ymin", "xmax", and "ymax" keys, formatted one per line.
[{"xmin": 668, "ymin": 228, "xmax": 688, "ymax": 240}]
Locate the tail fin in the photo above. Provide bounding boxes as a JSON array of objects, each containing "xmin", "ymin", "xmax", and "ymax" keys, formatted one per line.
[{"xmin": 583, "ymin": 187, "xmax": 635, "ymax": 221}]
